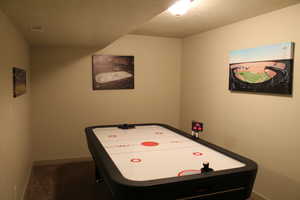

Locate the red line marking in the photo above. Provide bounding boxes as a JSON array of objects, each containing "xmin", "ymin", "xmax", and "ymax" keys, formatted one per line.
[
  {"xmin": 116, "ymin": 144, "xmax": 130, "ymax": 148},
  {"xmin": 110, "ymin": 145, "xmax": 199, "ymax": 155},
  {"xmin": 108, "ymin": 135, "xmax": 117, "ymax": 138},
  {"xmin": 105, "ymin": 144, "xmax": 131, "ymax": 148}
]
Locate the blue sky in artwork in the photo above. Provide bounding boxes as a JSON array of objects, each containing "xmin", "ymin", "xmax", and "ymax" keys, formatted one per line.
[{"xmin": 229, "ymin": 42, "xmax": 294, "ymax": 64}]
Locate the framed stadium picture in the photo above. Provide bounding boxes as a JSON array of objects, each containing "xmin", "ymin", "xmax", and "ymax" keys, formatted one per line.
[
  {"xmin": 92, "ymin": 55, "xmax": 134, "ymax": 90},
  {"xmin": 13, "ymin": 67, "xmax": 27, "ymax": 98},
  {"xmin": 229, "ymin": 42, "xmax": 294, "ymax": 94}
]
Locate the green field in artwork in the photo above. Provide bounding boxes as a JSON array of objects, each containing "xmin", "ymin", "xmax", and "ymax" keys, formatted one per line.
[{"xmin": 236, "ymin": 71, "xmax": 271, "ymax": 83}]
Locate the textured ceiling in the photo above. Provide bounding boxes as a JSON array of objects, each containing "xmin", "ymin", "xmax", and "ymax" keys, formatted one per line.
[
  {"xmin": 0, "ymin": 0, "xmax": 176, "ymax": 48},
  {"xmin": 132, "ymin": 0, "xmax": 300, "ymax": 38}
]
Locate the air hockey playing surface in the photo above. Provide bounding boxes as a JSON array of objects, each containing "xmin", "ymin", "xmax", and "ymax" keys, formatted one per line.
[
  {"xmin": 85, "ymin": 123, "xmax": 257, "ymax": 200},
  {"xmin": 93, "ymin": 125, "xmax": 245, "ymax": 181}
]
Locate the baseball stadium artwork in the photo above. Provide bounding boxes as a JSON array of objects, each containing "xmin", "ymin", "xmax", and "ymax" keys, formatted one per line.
[
  {"xmin": 92, "ymin": 55, "xmax": 134, "ymax": 90},
  {"xmin": 229, "ymin": 42, "xmax": 294, "ymax": 94},
  {"xmin": 13, "ymin": 67, "xmax": 27, "ymax": 98}
]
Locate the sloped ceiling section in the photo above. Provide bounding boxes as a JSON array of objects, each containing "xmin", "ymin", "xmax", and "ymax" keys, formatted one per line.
[
  {"xmin": 133, "ymin": 0, "xmax": 300, "ymax": 38},
  {"xmin": 0, "ymin": 0, "xmax": 176, "ymax": 48}
]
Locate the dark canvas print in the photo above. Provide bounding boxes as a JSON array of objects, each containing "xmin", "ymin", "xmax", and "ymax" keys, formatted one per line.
[
  {"xmin": 229, "ymin": 42, "xmax": 294, "ymax": 94},
  {"xmin": 13, "ymin": 67, "xmax": 26, "ymax": 97},
  {"xmin": 92, "ymin": 55, "xmax": 134, "ymax": 90}
]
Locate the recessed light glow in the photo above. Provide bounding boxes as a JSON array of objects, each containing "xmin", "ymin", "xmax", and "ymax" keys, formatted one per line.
[{"xmin": 168, "ymin": 0, "xmax": 193, "ymax": 16}]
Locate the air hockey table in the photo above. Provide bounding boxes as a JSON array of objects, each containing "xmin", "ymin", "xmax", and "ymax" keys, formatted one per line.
[{"xmin": 85, "ymin": 123, "xmax": 257, "ymax": 200}]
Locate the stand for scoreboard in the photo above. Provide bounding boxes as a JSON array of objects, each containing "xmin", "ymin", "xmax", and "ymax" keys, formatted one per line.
[{"xmin": 192, "ymin": 121, "xmax": 203, "ymax": 138}]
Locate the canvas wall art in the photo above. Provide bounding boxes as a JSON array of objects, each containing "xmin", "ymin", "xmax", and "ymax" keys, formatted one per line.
[
  {"xmin": 13, "ymin": 67, "xmax": 27, "ymax": 98},
  {"xmin": 229, "ymin": 42, "xmax": 294, "ymax": 94},
  {"xmin": 92, "ymin": 55, "xmax": 134, "ymax": 90}
]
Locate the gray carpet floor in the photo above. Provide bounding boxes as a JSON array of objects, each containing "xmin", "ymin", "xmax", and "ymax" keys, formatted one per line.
[{"xmin": 24, "ymin": 161, "xmax": 113, "ymax": 200}]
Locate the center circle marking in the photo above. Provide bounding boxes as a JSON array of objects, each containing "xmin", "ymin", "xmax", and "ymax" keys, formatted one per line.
[{"xmin": 141, "ymin": 141, "xmax": 159, "ymax": 147}]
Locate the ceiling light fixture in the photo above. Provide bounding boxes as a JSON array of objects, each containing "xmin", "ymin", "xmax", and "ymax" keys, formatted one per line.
[{"xmin": 168, "ymin": 0, "xmax": 194, "ymax": 16}]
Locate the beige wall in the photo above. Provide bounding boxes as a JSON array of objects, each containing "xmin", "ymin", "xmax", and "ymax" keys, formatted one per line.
[
  {"xmin": 31, "ymin": 35, "xmax": 182, "ymax": 161},
  {"xmin": 181, "ymin": 4, "xmax": 300, "ymax": 200},
  {"xmin": 0, "ymin": 10, "xmax": 32, "ymax": 200}
]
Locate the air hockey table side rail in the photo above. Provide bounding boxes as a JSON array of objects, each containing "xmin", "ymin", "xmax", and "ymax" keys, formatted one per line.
[{"xmin": 85, "ymin": 123, "xmax": 258, "ymax": 200}]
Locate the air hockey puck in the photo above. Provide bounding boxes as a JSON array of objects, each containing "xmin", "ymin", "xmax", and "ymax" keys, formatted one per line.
[{"xmin": 118, "ymin": 124, "xmax": 136, "ymax": 129}]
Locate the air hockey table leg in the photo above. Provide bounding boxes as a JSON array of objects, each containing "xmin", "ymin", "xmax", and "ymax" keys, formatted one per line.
[
  {"xmin": 92, "ymin": 158, "xmax": 104, "ymax": 183},
  {"xmin": 95, "ymin": 165, "xmax": 104, "ymax": 183}
]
